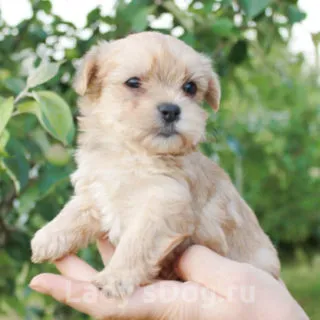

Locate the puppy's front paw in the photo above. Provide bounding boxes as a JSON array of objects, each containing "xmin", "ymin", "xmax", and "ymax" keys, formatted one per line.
[
  {"xmin": 92, "ymin": 269, "xmax": 138, "ymax": 299},
  {"xmin": 31, "ymin": 228, "xmax": 71, "ymax": 263}
]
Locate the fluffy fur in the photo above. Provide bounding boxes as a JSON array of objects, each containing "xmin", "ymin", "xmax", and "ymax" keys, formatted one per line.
[{"xmin": 31, "ymin": 32, "xmax": 280, "ymax": 298}]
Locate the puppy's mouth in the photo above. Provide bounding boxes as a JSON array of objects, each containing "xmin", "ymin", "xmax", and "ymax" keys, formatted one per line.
[{"xmin": 157, "ymin": 124, "xmax": 178, "ymax": 138}]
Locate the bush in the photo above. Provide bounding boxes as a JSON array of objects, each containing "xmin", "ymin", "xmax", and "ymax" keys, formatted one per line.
[{"xmin": 0, "ymin": 0, "xmax": 318, "ymax": 318}]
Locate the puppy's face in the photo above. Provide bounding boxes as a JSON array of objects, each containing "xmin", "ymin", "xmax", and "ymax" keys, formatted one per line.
[{"xmin": 74, "ymin": 32, "xmax": 220, "ymax": 155}]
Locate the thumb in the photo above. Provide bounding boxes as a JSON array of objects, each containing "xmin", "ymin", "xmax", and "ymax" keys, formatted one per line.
[{"xmin": 176, "ymin": 245, "xmax": 252, "ymax": 296}]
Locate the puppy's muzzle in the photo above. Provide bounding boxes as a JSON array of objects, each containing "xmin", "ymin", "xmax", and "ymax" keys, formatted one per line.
[{"xmin": 158, "ymin": 103, "xmax": 181, "ymax": 124}]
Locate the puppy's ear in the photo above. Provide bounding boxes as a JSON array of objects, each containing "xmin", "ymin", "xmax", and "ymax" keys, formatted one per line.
[
  {"xmin": 205, "ymin": 71, "xmax": 221, "ymax": 112},
  {"xmin": 201, "ymin": 55, "xmax": 221, "ymax": 111},
  {"xmin": 73, "ymin": 42, "xmax": 108, "ymax": 96},
  {"xmin": 73, "ymin": 46, "xmax": 99, "ymax": 96}
]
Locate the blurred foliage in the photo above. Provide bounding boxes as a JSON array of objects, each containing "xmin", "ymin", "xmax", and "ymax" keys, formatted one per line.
[
  {"xmin": 282, "ymin": 254, "xmax": 320, "ymax": 320},
  {"xmin": 0, "ymin": 0, "xmax": 319, "ymax": 318}
]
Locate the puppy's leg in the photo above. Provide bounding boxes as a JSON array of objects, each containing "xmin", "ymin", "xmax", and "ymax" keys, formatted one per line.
[
  {"xmin": 93, "ymin": 217, "xmax": 191, "ymax": 298},
  {"xmin": 93, "ymin": 183, "xmax": 193, "ymax": 298},
  {"xmin": 31, "ymin": 197, "xmax": 101, "ymax": 263}
]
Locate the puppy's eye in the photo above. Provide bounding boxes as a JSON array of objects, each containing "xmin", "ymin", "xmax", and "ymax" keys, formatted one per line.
[
  {"xmin": 182, "ymin": 81, "xmax": 197, "ymax": 96},
  {"xmin": 125, "ymin": 77, "xmax": 141, "ymax": 89}
]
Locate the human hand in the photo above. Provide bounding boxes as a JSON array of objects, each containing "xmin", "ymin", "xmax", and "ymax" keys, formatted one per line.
[{"xmin": 29, "ymin": 242, "xmax": 309, "ymax": 320}]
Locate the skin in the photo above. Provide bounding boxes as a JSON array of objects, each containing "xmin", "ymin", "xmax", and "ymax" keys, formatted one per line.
[{"xmin": 30, "ymin": 241, "xmax": 309, "ymax": 320}]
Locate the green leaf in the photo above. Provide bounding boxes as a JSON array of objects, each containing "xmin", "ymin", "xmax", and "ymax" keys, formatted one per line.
[
  {"xmin": 203, "ymin": 0, "xmax": 215, "ymax": 12},
  {"xmin": 0, "ymin": 129, "xmax": 10, "ymax": 155},
  {"xmin": 30, "ymin": 27, "xmax": 48, "ymax": 42},
  {"xmin": 15, "ymin": 163, "xmax": 72, "ymax": 215},
  {"xmin": 45, "ymin": 144, "xmax": 71, "ymax": 166},
  {"xmin": 32, "ymin": 91, "xmax": 75, "ymax": 145},
  {"xmin": 180, "ymin": 33, "xmax": 196, "ymax": 47},
  {"xmin": 38, "ymin": 0, "xmax": 52, "ymax": 13},
  {"xmin": 26, "ymin": 60, "xmax": 62, "ymax": 89},
  {"xmin": 6, "ymin": 230, "xmax": 31, "ymax": 261},
  {"xmin": 0, "ymin": 160, "xmax": 18, "ymax": 192},
  {"xmin": 17, "ymin": 184, "xmax": 40, "ymax": 215},
  {"xmin": 132, "ymin": 6, "xmax": 155, "ymax": 32},
  {"xmin": 16, "ymin": 100, "xmax": 39, "ymax": 115},
  {"xmin": 0, "ymin": 97, "xmax": 14, "ymax": 135},
  {"xmin": 238, "ymin": 0, "xmax": 273, "ymax": 19},
  {"xmin": 17, "ymin": 94, "xmax": 75, "ymax": 145},
  {"xmin": 38, "ymin": 163, "xmax": 72, "ymax": 197},
  {"xmin": 287, "ymin": 5, "xmax": 307, "ymax": 24},
  {"xmin": 3, "ymin": 78, "xmax": 26, "ymax": 95},
  {"xmin": 212, "ymin": 18, "xmax": 234, "ymax": 37},
  {"xmin": 311, "ymin": 32, "xmax": 320, "ymax": 46},
  {"xmin": 229, "ymin": 40, "xmax": 248, "ymax": 64},
  {"xmin": 221, "ymin": 0, "xmax": 233, "ymax": 6},
  {"xmin": 163, "ymin": 1, "xmax": 194, "ymax": 32},
  {"xmin": 1, "ymin": 138, "xmax": 29, "ymax": 193},
  {"xmin": 30, "ymin": 127, "xmax": 50, "ymax": 153},
  {"xmin": 87, "ymin": 7, "xmax": 101, "ymax": 26}
]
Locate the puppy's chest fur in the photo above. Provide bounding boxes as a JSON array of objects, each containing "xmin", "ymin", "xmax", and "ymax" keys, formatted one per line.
[{"xmin": 72, "ymin": 149, "xmax": 194, "ymax": 245}]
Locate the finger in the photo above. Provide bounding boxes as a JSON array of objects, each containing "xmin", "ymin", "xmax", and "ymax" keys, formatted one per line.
[
  {"xmin": 97, "ymin": 238, "xmax": 115, "ymax": 266},
  {"xmin": 30, "ymin": 273, "xmax": 151, "ymax": 319},
  {"xmin": 134, "ymin": 281, "xmax": 235, "ymax": 319},
  {"xmin": 176, "ymin": 245, "xmax": 256, "ymax": 296},
  {"xmin": 279, "ymin": 279, "xmax": 287, "ymax": 288},
  {"xmin": 55, "ymin": 255, "xmax": 97, "ymax": 281},
  {"xmin": 30, "ymin": 273, "xmax": 111, "ymax": 319}
]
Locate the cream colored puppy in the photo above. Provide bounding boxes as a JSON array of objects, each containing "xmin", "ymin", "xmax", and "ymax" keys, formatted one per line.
[{"xmin": 31, "ymin": 32, "xmax": 280, "ymax": 298}]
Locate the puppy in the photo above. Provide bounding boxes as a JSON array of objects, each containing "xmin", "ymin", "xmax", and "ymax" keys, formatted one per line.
[{"xmin": 31, "ymin": 31, "xmax": 280, "ymax": 298}]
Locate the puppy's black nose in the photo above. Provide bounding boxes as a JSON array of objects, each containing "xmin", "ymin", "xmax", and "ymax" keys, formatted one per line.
[{"xmin": 158, "ymin": 103, "xmax": 181, "ymax": 123}]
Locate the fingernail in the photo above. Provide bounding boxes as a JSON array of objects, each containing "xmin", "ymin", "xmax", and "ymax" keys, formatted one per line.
[{"xmin": 29, "ymin": 276, "xmax": 45, "ymax": 292}]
